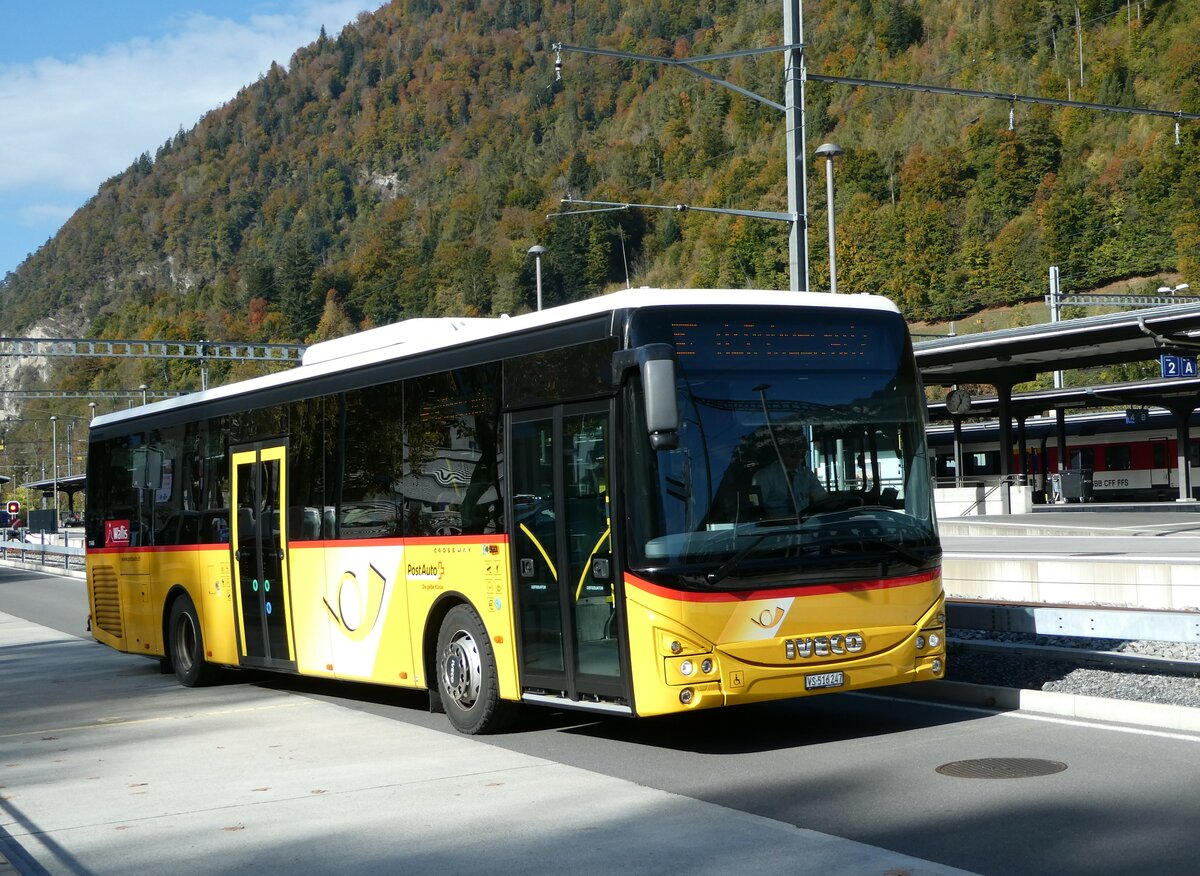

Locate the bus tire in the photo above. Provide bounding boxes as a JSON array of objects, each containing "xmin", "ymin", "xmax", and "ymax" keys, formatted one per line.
[
  {"xmin": 168, "ymin": 594, "xmax": 218, "ymax": 687},
  {"xmin": 436, "ymin": 604, "xmax": 516, "ymax": 735}
]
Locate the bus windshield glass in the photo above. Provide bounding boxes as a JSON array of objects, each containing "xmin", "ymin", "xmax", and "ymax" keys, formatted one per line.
[{"xmin": 624, "ymin": 305, "xmax": 938, "ymax": 588}]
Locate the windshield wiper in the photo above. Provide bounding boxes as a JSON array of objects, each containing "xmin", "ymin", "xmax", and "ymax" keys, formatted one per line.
[{"xmin": 705, "ymin": 526, "xmax": 807, "ymax": 586}]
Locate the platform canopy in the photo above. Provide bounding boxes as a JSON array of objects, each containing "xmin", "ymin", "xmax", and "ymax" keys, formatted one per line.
[
  {"xmin": 915, "ymin": 301, "xmax": 1200, "ymax": 395},
  {"xmin": 19, "ymin": 473, "xmax": 87, "ymax": 509},
  {"xmin": 914, "ymin": 301, "xmax": 1200, "ymax": 500}
]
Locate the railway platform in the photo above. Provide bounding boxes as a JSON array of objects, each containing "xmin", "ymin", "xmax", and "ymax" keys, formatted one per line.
[{"xmin": 939, "ymin": 506, "xmax": 1200, "ymax": 643}]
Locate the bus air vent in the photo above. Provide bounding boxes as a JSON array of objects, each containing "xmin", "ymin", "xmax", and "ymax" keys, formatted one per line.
[{"xmin": 91, "ymin": 566, "xmax": 124, "ymax": 637}]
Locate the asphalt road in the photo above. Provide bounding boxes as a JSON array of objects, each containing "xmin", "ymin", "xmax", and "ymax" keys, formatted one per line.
[{"xmin": 4, "ymin": 565, "xmax": 1200, "ymax": 875}]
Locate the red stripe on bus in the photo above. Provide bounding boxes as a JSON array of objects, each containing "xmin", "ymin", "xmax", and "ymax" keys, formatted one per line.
[
  {"xmin": 290, "ymin": 534, "xmax": 509, "ymax": 549},
  {"xmin": 90, "ymin": 534, "xmax": 510, "ymax": 554},
  {"xmin": 87, "ymin": 543, "xmax": 227, "ymax": 555},
  {"xmin": 625, "ymin": 568, "xmax": 940, "ymax": 603}
]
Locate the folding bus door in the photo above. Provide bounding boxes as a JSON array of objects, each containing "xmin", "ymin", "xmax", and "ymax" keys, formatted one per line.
[
  {"xmin": 231, "ymin": 444, "xmax": 296, "ymax": 670},
  {"xmin": 508, "ymin": 404, "xmax": 628, "ymax": 707}
]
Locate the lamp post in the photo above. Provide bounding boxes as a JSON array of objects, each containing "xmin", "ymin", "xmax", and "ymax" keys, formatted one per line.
[
  {"xmin": 815, "ymin": 143, "xmax": 844, "ymax": 293},
  {"xmin": 89, "ymin": 402, "xmax": 96, "ymax": 421},
  {"xmin": 50, "ymin": 416, "xmax": 58, "ymax": 528},
  {"xmin": 1158, "ymin": 283, "xmax": 1191, "ymax": 296},
  {"xmin": 140, "ymin": 384, "xmax": 148, "ymax": 406},
  {"xmin": 528, "ymin": 245, "xmax": 547, "ymax": 311}
]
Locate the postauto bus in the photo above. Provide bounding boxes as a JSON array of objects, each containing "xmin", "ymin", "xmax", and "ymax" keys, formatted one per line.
[{"xmin": 85, "ymin": 289, "xmax": 944, "ymax": 734}]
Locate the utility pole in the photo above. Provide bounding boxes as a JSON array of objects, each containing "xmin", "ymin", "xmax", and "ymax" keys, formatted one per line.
[
  {"xmin": 552, "ymin": 0, "xmax": 813, "ymax": 293},
  {"xmin": 1048, "ymin": 266, "xmax": 1063, "ymax": 390},
  {"xmin": 784, "ymin": 0, "xmax": 809, "ymax": 292},
  {"xmin": 1075, "ymin": 4, "xmax": 1085, "ymax": 88}
]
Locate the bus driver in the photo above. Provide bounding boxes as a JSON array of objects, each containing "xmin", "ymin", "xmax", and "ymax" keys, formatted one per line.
[{"xmin": 754, "ymin": 435, "xmax": 827, "ymax": 517}]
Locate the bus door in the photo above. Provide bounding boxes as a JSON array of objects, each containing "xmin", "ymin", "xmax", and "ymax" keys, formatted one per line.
[
  {"xmin": 509, "ymin": 404, "xmax": 628, "ymax": 706},
  {"xmin": 231, "ymin": 444, "xmax": 296, "ymax": 669}
]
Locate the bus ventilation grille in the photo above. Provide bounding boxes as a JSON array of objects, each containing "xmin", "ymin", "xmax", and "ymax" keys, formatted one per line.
[{"xmin": 91, "ymin": 565, "xmax": 123, "ymax": 638}]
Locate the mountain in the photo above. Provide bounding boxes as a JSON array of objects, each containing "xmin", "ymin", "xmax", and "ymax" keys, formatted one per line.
[{"xmin": 1, "ymin": 0, "xmax": 1198, "ymax": 398}]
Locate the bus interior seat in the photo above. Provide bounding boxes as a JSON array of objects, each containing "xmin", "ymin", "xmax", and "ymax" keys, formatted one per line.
[{"xmin": 237, "ymin": 507, "xmax": 255, "ymax": 539}]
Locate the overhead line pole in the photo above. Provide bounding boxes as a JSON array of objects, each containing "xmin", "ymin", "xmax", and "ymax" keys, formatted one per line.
[
  {"xmin": 784, "ymin": 0, "xmax": 809, "ymax": 292},
  {"xmin": 554, "ymin": 0, "xmax": 812, "ymax": 293}
]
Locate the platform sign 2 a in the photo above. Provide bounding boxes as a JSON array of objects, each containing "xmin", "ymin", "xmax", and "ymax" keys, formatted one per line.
[{"xmin": 1160, "ymin": 354, "xmax": 1197, "ymax": 378}]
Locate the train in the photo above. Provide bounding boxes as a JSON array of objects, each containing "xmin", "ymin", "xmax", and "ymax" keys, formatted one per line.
[{"xmin": 927, "ymin": 408, "xmax": 1200, "ymax": 503}]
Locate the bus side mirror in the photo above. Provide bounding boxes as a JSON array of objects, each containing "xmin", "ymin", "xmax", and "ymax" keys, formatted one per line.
[{"xmin": 612, "ymin": 344, "xmax": 680, "ymax": 451}]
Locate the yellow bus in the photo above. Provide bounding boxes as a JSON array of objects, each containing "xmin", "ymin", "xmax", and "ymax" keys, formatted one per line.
[{"xmin": 85, "ymin": 289, "xmax": 944, "ymax": 734}]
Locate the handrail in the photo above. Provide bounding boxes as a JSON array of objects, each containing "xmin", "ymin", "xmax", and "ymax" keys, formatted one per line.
[
  {"xmin": 0, "ymin": 534, "xmax": 86, "ymax": 573},
  {"xmin": 959, "ymin": 474, "xmax": 1021, "ymax": 517}
]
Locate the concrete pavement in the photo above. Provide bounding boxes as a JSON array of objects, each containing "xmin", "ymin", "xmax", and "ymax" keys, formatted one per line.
[{"xmin": 0, "ymin": 611, "xmax": 973, "ymax": 876}]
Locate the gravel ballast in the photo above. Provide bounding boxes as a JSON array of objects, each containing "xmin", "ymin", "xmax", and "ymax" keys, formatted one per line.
[{"xmin": 946, "ymin": 631, "xmax": 1200, "ymax": 709}]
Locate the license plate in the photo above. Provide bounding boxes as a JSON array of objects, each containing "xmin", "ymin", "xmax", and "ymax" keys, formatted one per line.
[{"xmin": 805, "ymin": 671, "xmax": 844, "ymax": 691}]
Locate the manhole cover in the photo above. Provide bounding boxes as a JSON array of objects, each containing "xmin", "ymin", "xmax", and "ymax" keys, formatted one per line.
[{"xmin": 936, "ymin": 758, "xmax": 1068, "ymax": 779}]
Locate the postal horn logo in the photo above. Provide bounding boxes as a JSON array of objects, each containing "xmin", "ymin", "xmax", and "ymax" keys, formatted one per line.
[
  {"xmin": 324, "ymin": 565, "xmax": 387, "ymax": 642},
  {"xmin": 749, "ymin": 606, "xmax": 786, "ymax": 629}
]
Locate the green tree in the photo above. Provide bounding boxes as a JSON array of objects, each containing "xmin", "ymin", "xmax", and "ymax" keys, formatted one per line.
[{"xmin": 276, "ymin": 225, "xmax": 319, "ymax": 340}]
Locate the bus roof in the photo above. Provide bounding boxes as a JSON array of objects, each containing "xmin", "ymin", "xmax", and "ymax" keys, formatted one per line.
[{"xmin": 90, "ymin": 287, "xmax": 900, "ymax": 431}]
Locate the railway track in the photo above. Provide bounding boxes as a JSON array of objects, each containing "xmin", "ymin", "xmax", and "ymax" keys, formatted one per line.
[
  {"xmin": 945, "ymin": 625, "xmax": 1200, "ymax": 709},
  {"xmin": 949, "ymin": 636, "xmax": 1200, "ymax": 678}
]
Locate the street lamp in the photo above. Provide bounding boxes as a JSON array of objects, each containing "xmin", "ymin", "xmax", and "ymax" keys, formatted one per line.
[
  {"xmin": 50, "ymin": 416, "xmax": 58, "ymax": 528},
  {"xmin": 89, "ymin": 402, "xmax": 96, "ymax": 421},
  {"xmin": 1158, "ymin": 283, "xmax": 1191, "ymax": 295},
  {"xmin": 815, "ymin": 143, "xmax": 844, "ymax": 294},
  {"xmin": 140, "ymin": 384, "xmax": 148, "ymax": 405},
  {"xmin": 528, "ymin": 245, "xmax": 547, "ymax": 311}
]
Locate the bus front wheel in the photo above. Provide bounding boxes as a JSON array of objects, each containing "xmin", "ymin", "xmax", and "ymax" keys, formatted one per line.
[
  {"xmin": 436, "ymin": 605, "xmax": 516, "ymax": 734},
  {"xmin": 168, "ymin": 595, "xmax": 218, "ymax": 687}
]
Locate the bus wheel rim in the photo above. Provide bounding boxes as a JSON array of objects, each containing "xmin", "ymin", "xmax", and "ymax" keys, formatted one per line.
[
  {"xmin": 441, "ymin": 629, "xmax": 481, "ymax": 709},
  {"xmin": 175, "ymin": 615, "xmax": 196, "ymax": 673}
]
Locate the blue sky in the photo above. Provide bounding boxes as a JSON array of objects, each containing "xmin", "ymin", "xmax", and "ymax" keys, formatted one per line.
[{"xmin": 0, "ymin": 1, "xmax": 367, "ymax": 280}]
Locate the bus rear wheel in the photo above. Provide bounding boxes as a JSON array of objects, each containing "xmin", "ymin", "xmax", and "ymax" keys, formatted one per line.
[
  {"xmin": 436, "ymin": 605, "xmax": 516, "ymax": 735},
  {"xmin": 168, "ymin": 594, "xmax": 218, "ymax": 687}
]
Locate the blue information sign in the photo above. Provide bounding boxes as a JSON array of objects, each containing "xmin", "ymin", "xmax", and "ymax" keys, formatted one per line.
[{"xmin": 1160, "ymin": 354, "xmax": 1197, "ymax": 378}]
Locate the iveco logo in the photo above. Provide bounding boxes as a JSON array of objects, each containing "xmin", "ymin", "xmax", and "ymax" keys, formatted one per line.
[{"xmin": 785, "ymin": 633, "xmax": 865, "ymax": 660}]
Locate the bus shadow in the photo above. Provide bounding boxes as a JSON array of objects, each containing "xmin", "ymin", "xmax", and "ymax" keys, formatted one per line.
[
  {"xmin": 539, "ymin": 688, "xmax": 988, "ymax": 754},
  {"xmin": 243, "ymin": 672, "xmax": 994, "ymax": 755}
]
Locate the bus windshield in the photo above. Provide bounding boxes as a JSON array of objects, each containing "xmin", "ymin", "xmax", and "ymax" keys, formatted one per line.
[{"xmin": 624, "ymin": 306, "xmax": 938, "ymax": 588}]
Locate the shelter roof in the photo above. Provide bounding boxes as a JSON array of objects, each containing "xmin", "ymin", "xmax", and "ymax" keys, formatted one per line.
[
  {"xmin": 914, "ymin": 301, "xmax": 1200, "ymax": 388},
  {"xmin": 915, "ymin": 302, "xmax": 1200, "ymax": 422}
]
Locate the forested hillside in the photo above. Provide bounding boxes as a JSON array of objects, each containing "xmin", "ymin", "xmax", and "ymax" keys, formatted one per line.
[{"xmin": 2, "ymin": 0, "xmax": 1198, "ymax": 395}]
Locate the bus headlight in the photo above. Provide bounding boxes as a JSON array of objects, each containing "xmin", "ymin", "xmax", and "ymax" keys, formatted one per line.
[
  {"xmin": 928, "ymin": 633, "xmax": 940, "ymax": 649},
  {"xmin": 680, "ymin": 688, "xmax": 694, "ymax": 704},
  {"xmin": 680, "ymin": 660, "xmax": 695, "ymax": 677},
  {"xmin": 701, "ymin": 658, "xmax": 714, "ymax": 674},
  {"xmin": 931, "ymin": 658, "xmax": 943, "ymax": 674},
  {"xmin": 916, "ymin": 635, "xmax": 925, "ymax": 650}
]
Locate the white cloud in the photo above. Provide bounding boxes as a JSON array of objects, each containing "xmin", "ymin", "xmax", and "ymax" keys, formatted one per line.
[
  {"xmin": 0, "ymin": 1, "xmax": 365, "ymax": 193},
  {"xmin": 16, "ymin": 202, "xmax": 78, "ymax": 225}
]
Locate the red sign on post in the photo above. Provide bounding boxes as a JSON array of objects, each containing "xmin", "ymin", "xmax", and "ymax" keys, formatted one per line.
[{"xmin": 105, "ymin": 520, "xmax": 131, "ymax": 547}]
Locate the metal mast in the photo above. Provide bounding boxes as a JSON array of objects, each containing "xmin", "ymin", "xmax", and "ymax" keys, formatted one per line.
[{"xmin": 784, "ymin": 0, "xmax": 809, "ymax": 292}]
